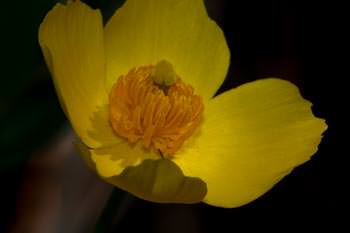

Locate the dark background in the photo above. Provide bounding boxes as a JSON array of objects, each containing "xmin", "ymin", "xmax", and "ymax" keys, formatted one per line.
[{"xmin": 0, "ymin": 0, "xmax": 344, "ymax": 232}]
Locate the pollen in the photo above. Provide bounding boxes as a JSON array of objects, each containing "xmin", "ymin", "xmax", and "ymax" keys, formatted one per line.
[{"xmin": 109, "ymin": 63, "xmax": 204, "ymax": 157}]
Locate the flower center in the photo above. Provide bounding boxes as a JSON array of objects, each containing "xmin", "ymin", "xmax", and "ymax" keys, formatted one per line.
[{"xmin": 109, "ymin": 60, "xmax": 204, "ymax": 157}]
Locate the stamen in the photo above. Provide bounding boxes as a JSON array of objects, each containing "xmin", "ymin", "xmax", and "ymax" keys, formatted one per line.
[{"xmin": 109, "ymin": 64, "xmax": 204, "ymax": 157}]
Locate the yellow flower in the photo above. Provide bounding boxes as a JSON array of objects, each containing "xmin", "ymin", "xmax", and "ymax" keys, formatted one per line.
[{"xmin": 39, "ymin": 0, "xmax": 327, "ymax": 208}]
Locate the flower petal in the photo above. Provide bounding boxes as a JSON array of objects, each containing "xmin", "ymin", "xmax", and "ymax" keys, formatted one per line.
[
  {"xmin": 39, "ymin": 1, "xmax": 114, "ymax": 148},
  {"xmin": 77, "ymin": 142, "xmax": 207, "ymax": 203},
  {"xmin": 173, "ymin": 78, "xmax": 327, "ymax": 208},
  {"xmin": 90, "ymin": 142, "xmax": 159, "ymax": 178},
  {"xmin": 104, "ymin": 0, "xmax": 229, "ymax": 100}
]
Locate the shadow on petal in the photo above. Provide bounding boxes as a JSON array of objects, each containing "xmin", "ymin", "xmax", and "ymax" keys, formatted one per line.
[
  {"xmin": 76, "ymin": 141, "xmax": 207, "ymax": 204},
  {"xmin": 107, "ymin": 159, "xmax": 207, "ymax": 204},
  {"xmin": 87, "ymin": 105, "xmax": 122, "ymax": 148}
]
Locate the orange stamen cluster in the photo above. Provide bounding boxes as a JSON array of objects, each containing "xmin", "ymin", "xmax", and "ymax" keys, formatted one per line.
[{"xmin": 109, "ymin": 66, "xmax": 204, "ymax": 156}]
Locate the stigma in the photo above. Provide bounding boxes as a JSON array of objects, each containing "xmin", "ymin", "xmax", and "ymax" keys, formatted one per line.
[{"xmin": 109, "ymin": 61, "xmax": 204, "ymax": 157}]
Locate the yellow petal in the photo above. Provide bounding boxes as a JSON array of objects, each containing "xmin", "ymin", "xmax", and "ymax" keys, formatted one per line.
[
  {"xmin": 104, "ymin": 0, "xmax": 229, "ymax": 100},
  {"xmin": 88, "ymin": 141, "xmax": 159, "ymax": 178},
  {"xmin": 39, "ymin": 1, "xmax": 115, "ymax": 148},
  {"xmin": 77, "ymin": 142, "xmax": 207, "ymax": 203},
  {"xmin": 173, "ymin": 78, "xmax": 327, "ymax": 208}
]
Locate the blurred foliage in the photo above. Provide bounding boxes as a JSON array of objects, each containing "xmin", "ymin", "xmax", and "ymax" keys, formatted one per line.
[
  {"xmin": 93, "ymin": 189, "xmax": 133, "ymax": 233},
  {"xmin": 0, "ymin": 0, "xmax": 66, "ymax": 170}
]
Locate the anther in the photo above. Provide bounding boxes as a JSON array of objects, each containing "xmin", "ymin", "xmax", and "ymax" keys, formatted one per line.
[{"xmin": 109, "ymin": 63, "xmax": 204, "ymax": 157}]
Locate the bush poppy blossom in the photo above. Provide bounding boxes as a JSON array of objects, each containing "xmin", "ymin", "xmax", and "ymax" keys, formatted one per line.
[{"xmin": 39, "ymin": 0, "xmax": 327, "ymax": 207}]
